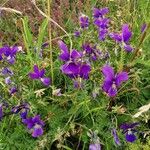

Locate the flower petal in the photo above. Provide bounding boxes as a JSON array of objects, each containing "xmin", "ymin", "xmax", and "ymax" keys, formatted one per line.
[
  {"xmin": 61, "ymin": 62, "xmax": 80, "ymax": 78},
  {"xmin": 58, "ymin": 40, "xmax": 70, "ymax": 61},
  {"xmin": 115, "ymin": 72, "xmax": 128, "ymax": 87},
  {"xmin": 89, "ymin": 143, "xmax": 101, "ymax": 150},
  {"xmin": 79, "ymin": 64, "xmax": 91, "ymax": 79},
  {"xmin": 125, "ymin": 132, "xmax": 136, "ymax": 143},
  {"xmin": 108, "ymin": 86, "xmax": 117, "ymax": 97},
  {"xmin": 124, "ymin": 44, "xmax": 133, "ymax": 52},
  {"xmin": 102, "ymin": 80, "xmax": 112, "ymax": 93},
  {"xmin": 102, "ymin": 65, "xmax": 114, "ymax": 80},
  {"xmin": 41, "ymin": 77, "xmax": 51, "ymax": 86},
  {"xmin": 32, "ymin": 126, "xmax": 43, "ymax": 137},
  {"xmin": 71, "ymin": 49, "xmax": 81, "ymax": 60},
  {"xmin": 109, "ymin": 33, "xmax": 122, "ymax": 42},
  {"xmin": 122, "ymin": 24, "xmax": 132, "ymax": 43},
  {"xmin": 29, "ymin": 73, "xmax": 39, "ymax": 79},
  {"xmin": 112, "ymin": 129, "xmax": 121, "ymax": 146}
]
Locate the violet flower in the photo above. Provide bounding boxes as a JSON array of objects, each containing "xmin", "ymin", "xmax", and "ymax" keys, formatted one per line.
[
  {"xmin": 89, "ymin": 144, "xmax": 101, "ymax": 150},
  {"xmin": 109, "ymin": 24, "xmax": 133, "ymax": 52},
  {"xmin": 82, "ymin": 43, "xmax": 102, "ymax": 61},
  {"xmin": 102, "ymin": 65, "xmax": 128, "ymax": 97},
  {"xmin": 120, "ymin": 122, "xmax": 139, "ymax": 143},
  {"xmin": 29, "ymin": 65, "xmax": 51, "ymax": 86},
  {"xmin": 12, "ymin": 103, "xmax": 30, "ymax": 120},
  {"xmin": 0, "ymin": 45, "xmax": 18, "ymax": 64},
  {"xmin": 93, "ymin": 7, "xmax": 109, "ymax": 18},
  {"xmin": 1, "ymin": 67, "xmax": 14, "ymax": 76},
  {"xmin": 5, "ymin": 77, "xmax": 12, "ymax": 85},
  {"xmin": 79, "ymin": 14, "xmax": 89, "ymax": 29},
  {"xmin": 112, "ymin": 128, "xmax": 121, "ymax": 146},
  {"xmin": 94, "ymin": 18, "xmax": 110, "ymax": 41},
  {"xmin": 10, "ymin": 87, "xmax": 17, "ymax": 95},
  {"xmin": 23, "ymin": 115, "xmax": 44, "ymax": 138},
  {"xmin": 74, "ymin": 30, "xmax": 81, "ymax": 37},
  {"xmin": 58, "ymin": 40, "xmax": 91, "ymax": 80}
]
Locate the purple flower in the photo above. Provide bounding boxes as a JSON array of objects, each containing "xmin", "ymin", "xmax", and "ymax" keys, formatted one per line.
[
  {"xmin": 0, "ymin": 45, "xmax": 18, "ymax": 64},
  {"xmin": 112, "ymin": 129, "xmax": 121, "ymax": 146},
  {"xmin": 1, "ymin": 67, "xmax": 13, "ymax": 76},
  {"xmin": 74, "ymin": 31, "xmax": 81, "ymax": 37},
  {"xmin": 82, "ymin": 43, "xmax": 102, "ymax": 60},
  {"xmin": 122, "ymin": 24, "xmax": 132, "ymax": 43},
  {"xmin": 61, "ymin": 62, "xmax": 91, "ymax": 80},
  {"xmin": 120, "ymin": 122, "xmax": 139, "ymax": 143},
  {"xmin": 98, "ymin": 29, "xmax": 108, "ymax": 41},
  {"xmin": 23, "ymin": 115, "xmax": 44, "ymax": 138},
  {"xmin": 94, "ymin": 18, "xmax": 110, "ymax": 29},
  {"xmin": 102, "ymin": 65, "xmax": 128, "ymax": 97},
  {"xmin": 58, "ymin": 40, "xmax": 70, "ymax": 61},
  {"xmin": 79, "ymin": 14, "xmax": 89, "ymax": 29},
  {"xmin": 94, "ymin": 17, "xmax": 110, "ymax": 41},
  {"xmin": 58, "ymin": 41, "xmax": 91, "ymax": 83},
  {"xmin": 93, "ymin": 7, "xmax": 109, "ymax": 18},
  {"xmin": 110, "ymin": 24, "xmax": 133, "ymax": 52},
  {"xmin": 12, "ymin": 103, "xmax": 30, "ymax": 119},
  {"xmin": 141, "ymin": 23, "xmax": 147, "ymax": 33},
  {"xmin": 5, "ymin": 77, "xmax": 12, "ymax": 85},
  {"xmin": 58, "ymin": 40, "xmax": 82, "ymax": 62},
  {"xmin": 29, "ymin": 65, "xmax": 51, "ymax": 86},
  {"xmin": 10, "ymin": 87, "xmax": 17, "ymax": 95},
  {"xmin": 89, "ymin": 143, "xmax": 101, "ymax": 150}
]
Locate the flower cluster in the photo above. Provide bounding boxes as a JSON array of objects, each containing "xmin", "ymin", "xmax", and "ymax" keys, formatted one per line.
[
  {"xmin": 110, "ymin": 24, "xmax": 133, "ymax": 52},
  {"xmin": 93, "ymin": 7, "xmax": 110, "ymax": 41},
  {"xmin": 0, "ymin": 45, "xmax": 19, "ymax": 64},
  {"xmin": 0, "ymin": 46, "xmax": 19, "ymax": 95},
  {"xmin": 2, "ymin": 102, "xmax": 45, "ymax": 138},
  {"xmin": 58, "ymin": 40, "xmax": 91, "ymax": 87}
]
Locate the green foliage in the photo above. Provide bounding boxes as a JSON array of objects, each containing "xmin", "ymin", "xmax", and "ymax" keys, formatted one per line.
[{"xmin": 0, "ymin": 0, "xmax": 150, "ymax": 150}]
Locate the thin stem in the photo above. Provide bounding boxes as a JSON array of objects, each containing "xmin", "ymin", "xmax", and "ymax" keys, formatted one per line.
[
  {"xmin": 0, "ymin": 7, "xmax": 22, "ymax": 15},
  {"xmin": 130, "ymin": 22, "xmax": 150, "ymax": 62},
  {"xmin": 47, "ymin": 0, "xmax": 54, "ymax": 85}
]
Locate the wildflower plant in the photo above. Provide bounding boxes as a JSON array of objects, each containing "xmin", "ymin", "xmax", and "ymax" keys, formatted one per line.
[{"xmin": 0, "ymin": 0, "xmax": 150, "ymax": 150}]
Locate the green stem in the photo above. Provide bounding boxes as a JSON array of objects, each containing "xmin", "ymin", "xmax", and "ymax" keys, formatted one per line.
[
  {"xmin": 47, "ymin": 0, "xmax": 54, "ymax": 86},
  {"xmin": 130, "ymin": 22, "xmax": 150, "ymax": 62}
]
